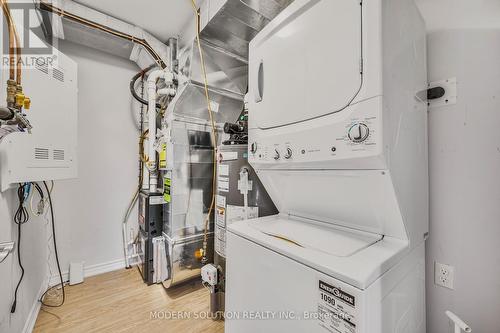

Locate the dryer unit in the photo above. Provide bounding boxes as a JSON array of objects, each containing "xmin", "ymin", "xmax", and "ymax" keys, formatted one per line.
[{"xmin": 225, "ymin": 0, "xmax": 428, "ymax": 332}]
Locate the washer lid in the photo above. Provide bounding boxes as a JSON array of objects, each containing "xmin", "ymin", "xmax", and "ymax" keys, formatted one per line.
[
  {"xmin": 251, "ymin": 217, "xmax": 382, "ymax": 258},
  {"xmin": 228, "ymin": 215, "xmax": 409, "ymax": 289},
  {"xmin": 249, "ymin": 0, "xmax": 363, "ymax": 130}
]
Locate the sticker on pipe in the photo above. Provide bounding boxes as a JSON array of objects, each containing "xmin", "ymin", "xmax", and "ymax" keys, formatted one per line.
[{"xmin": 317, "ymin": 280, "xmax": 357, "ymax": 333}]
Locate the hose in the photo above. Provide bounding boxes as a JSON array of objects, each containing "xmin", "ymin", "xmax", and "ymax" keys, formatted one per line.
[{"xmin": 130, "ymin": 65, "xmax": 163, "ymax": 109}]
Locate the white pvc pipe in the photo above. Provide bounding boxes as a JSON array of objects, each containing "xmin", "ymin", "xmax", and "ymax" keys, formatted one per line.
[
  {"xmin": 122, "ymin": 223, "xmax": 130, "ymax": 268},
  {"xmin": 147, "ymin": 69, "xmax": 163, "ymax": 192},
  {"xmin": 446, "ymin": 311, "xmax": 472, "ymax": 333},
  {"xmin": 146, "ymin": 68, "xmax": 176, "ymax": 193}
]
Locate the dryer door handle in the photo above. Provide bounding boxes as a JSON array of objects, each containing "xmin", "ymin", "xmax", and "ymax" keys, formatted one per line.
[{"xmin": 254, "ymin": 60, "xmax": 264, "ymax": 103}]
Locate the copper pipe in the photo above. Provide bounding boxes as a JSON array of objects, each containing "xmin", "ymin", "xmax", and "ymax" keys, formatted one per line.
[
  {"xmin": 0, "ymin": 0, "xmax": 15, "ymax": 81},
  {"xmin": 8, "ymin": 3, "xmax": 22, "ymax": 84},
  {"xmin": 3, "ymin": 0, "xmax": 22, "ymax": 84},
  {"xmin": 38, "ymin": 0, "xmax": 166, "ymax": 69}
]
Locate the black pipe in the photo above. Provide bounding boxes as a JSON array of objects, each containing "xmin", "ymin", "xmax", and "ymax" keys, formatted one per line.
[{"xmin": 130, "ymin": 65, "xmax": 162, "ymax": 109}]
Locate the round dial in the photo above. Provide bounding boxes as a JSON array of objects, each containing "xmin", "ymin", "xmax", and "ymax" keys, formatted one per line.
[
  {"xmin": 284, "ymin": 147, "xmax": 293, "ymax": 159},
  {"xmin": 250, "ymin": 142, "xmax": 258, "ymax": 154},
  {"xmin": 348, "ymin": 123, "xmax": 370, "ymax": 143}
]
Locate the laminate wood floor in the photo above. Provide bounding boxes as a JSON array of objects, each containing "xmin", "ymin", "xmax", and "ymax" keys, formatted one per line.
[{"xmin": 34, "ymin": 268, "xmax": 224, "ymax": 333}]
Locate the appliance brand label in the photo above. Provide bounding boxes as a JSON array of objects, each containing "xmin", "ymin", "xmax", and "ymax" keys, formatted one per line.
[
  {"xmin": 319, "ymin": 281, "xmax": 355, "ymax": 307},
  {"xmin": 317, "ymin": 280, "xmax": 357, "ymax": 333}
]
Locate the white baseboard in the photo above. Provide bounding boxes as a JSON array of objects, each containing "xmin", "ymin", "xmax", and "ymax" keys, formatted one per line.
[
  {"xmin": 22, "ymin": 275, "xmax": 49, "ymax": 333},
  {"xmin": 49, "ymin": 258, "xmax": 127, "ymax": 287}
]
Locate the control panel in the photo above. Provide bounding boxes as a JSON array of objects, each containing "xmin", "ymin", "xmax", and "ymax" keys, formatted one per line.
[{"xmin": 248, "ymin": 98, "xmax": 383, "ymax": 168}]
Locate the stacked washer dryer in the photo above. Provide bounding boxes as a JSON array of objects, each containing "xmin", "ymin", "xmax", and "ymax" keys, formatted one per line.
[{"xmin": 225, "ymin": 0, "xmax": 428, "ymax": 332}]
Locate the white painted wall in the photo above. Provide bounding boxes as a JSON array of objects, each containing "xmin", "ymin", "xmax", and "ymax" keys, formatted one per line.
[
  {"xmin": 417, "ymin": 0, "xmax": 500, "ymax": 32},
  {"xmin": 53, "ymin": 40, "xmax": 141, "ymax": 276},
  {"xmin": 0, "ymin": 188, "xmax": 49, "ymax": 333},
  {"xmin": 426, "ymin": 30, "xmax": 500, "ymax": 333}
]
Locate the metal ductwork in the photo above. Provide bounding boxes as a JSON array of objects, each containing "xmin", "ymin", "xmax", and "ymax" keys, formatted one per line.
[
  {"xmin": 167, "ymin": 39, "xmax": 247, "ymax": 124},
  {"xmin": 201, "ymin": 0, "xmax": 294, "ymax": 59},
  {"xmin": 169, "ymin": 0, "xmax": 294, "ymax": 124},
  {"xmin": 37, "ymin": 0, "xmax": 170, "ymax": 69}
]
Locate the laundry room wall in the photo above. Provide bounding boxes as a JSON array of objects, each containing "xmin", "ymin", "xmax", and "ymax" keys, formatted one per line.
[
  {"xmin": 52, "ymin": 40, "xmax": 141, "ymax": 279},
  {"xmin": 422, "ymin": 23, "xmax": 500, "ymax": 333},
  {"xmin": 0, "ymin": 188, "xmax": 48, "ymax": 333}
]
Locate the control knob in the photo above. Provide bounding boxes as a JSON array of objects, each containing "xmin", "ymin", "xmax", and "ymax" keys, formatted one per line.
[
  {"xmin": 284, "ymin": 147, "xmax": 293, "ymax": 159},
  {"xmin": 348, "ymin": 123, "xmax": 370, "ymax": 143},
  {"xmin": 274, "ymin": 149, "xmax": 280, "ymax": 160}
]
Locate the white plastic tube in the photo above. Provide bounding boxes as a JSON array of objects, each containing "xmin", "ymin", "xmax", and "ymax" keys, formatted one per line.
[
  {"xmin": 446, "ymin": 311, "xmax": 472, "ymax": 333},
  {"xmin": 122, "ymin": 223, "xmax": 130, "ymax": 268}
]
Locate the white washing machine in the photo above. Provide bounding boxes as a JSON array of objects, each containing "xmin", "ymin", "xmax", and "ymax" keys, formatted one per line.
[{"xmin": 225, "ymin": 0, "xmax": 428, "ymax": 332}]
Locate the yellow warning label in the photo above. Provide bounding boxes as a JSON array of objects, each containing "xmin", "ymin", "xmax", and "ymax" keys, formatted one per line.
[
  {"xmin": 159, "ymin": 143, "xmax": 167, "ymax": 169},
  {"xmin": 163, "ymin": 177, "xmax": 171, "ymax": 203}
]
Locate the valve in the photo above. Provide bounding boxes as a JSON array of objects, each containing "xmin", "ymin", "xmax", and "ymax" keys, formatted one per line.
[
  {"xmin": 15, "ymin": 93, "xmax": 25, "ymax": 108},
  {"xmin": 23, "ymin": 97, "xmax": 31, "ymax": 110}
]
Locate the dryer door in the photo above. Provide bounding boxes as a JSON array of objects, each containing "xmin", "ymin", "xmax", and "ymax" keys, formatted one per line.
[{"xmin": 249, "ymin": 0, "xmax": 363, "ymax": 129}]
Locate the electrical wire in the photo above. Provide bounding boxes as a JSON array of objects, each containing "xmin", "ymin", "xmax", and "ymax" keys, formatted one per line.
[
  {"xmin": 30, "ymin": 182, "xmax": 45, "ymax": 216},
  {"xmin": 189, "ymin": 0, "xmax": 218, "ymax": 263},
  {"xmin": 11, "ymin": 183, "xmax": 30, "ymax": 313},
  {"xmin": 14, "ymin": 183, "xmax": 29, "ymax": 225},
  {"xmin": 39, "ymin": 181, "xmax": 65, "ymax": 308},
  {"xmin": 10, "ymin": 214, "xmax": 24, "ymax": 313}
]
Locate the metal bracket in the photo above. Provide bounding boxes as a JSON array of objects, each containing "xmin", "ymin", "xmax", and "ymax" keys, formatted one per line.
[
  {"xmin": 0, "ymin": 241, "xmax": 15, "ymax": 264},
  {"xmin": 428, "ymin": 77, "xmax": 457, "ymax": 109}
]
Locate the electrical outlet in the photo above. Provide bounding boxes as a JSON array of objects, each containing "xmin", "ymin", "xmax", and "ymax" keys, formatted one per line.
[{"xmin": 435, "ymin": 262, "xmax": 454, "ymax": 290}]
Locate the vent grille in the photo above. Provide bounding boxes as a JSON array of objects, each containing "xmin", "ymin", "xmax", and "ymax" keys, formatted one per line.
[
  {"xmin": 52, "ymin": 68, "xmax": 65, "ymax": 82},
  {"xmin": 34, "ymin": 148, "xmax": 49, "ymax": 160},
  {"xmin": 53, "ymin": 149, "xmax": 65, "ymax": 161},
  {"xmin": 35, "ymin": 60, "xmax": 49, "ymax": 75}
]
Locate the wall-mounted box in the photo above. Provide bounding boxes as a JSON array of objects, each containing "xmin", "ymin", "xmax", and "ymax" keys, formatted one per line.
[{"xmin": 0, "ymin": 49, "xmax": 78, "ymax": 191}]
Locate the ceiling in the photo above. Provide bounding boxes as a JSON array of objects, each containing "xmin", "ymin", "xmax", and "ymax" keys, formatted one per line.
[
  {"xmin": 73, "ymin": 0, "xmax": 204, "ymax": 42},
  {"xmin": 72, "ymin": 0, "xmax": 500, "ymax": 41}
]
